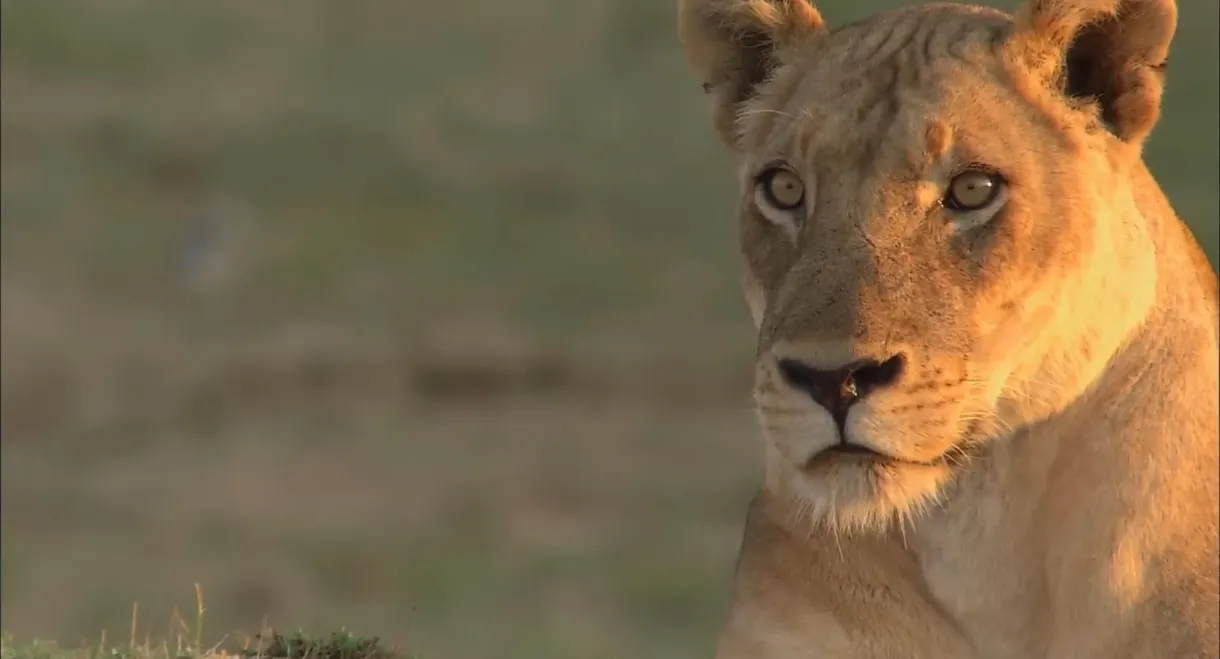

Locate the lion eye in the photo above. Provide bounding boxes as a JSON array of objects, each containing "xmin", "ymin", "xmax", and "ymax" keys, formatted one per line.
[
  {"xmin": 758, "ymin": 168, "xmax": 805, "ymax": 210},
  {"xmin": 944, "ymin": 170, "xmax": 1004, "ymax": 212}
]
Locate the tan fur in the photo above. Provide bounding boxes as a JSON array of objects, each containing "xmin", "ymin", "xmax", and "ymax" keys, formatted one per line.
[{"xmin": 676, "ymin": 0, "xmax": 1219, "ymax": 656}]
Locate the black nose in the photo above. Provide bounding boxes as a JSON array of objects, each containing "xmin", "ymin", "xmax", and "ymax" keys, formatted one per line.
[{"xmin": 777, "ymin": 354, "xmax": 906, "ymax": 431}]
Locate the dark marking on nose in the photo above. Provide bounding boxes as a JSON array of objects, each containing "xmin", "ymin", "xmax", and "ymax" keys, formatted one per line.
[{"xmin": 777, "ymin": 354, "xmax": 906, "ymax": 434}]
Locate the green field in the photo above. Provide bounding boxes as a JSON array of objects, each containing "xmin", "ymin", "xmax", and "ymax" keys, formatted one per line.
[{"xmin": 1, "ymin": 1, "xmax": 1215, "ymax": 657}]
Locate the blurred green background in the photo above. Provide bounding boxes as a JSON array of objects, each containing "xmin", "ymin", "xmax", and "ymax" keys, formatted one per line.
[{"xmin": 0, "ymin": 1, "xmax": 1215, "ymax": 657}]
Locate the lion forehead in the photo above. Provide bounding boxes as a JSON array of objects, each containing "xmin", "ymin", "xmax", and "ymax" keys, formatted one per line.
[{"xmin": 738, "ymin": 6, "xmax": 1013, "ymax": 156}]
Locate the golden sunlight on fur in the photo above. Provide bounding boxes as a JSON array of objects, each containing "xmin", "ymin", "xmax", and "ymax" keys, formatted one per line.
[{"xmin": 676, "ymin": 0, "xmax": 1219, "ymax": 656}]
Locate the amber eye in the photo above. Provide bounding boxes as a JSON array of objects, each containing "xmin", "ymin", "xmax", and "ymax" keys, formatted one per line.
[
  {"xmin": 757, "ymin": 168, "xmax": 805, "ymax": 210},
  {"xmin": 944, "ymin": 170, "xmax": 1004, "ymax": 211}
]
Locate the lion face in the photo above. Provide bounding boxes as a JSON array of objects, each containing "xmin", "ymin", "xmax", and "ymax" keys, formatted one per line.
[{"xmin": 680, "ymin": 1, "xmax": 1168, "ymax": 531}]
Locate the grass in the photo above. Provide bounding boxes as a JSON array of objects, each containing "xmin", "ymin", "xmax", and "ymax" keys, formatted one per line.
[
  {"xmin": 1, "ymin": 630, "xmax": 409, "ymax": 659},
  {"xmin": 0, "ymin": 0, "xmax": 1215, "ymax": 657},
  {"xmin": 2, "ymin": 589, "xmax": 413, "ymax": 659}
]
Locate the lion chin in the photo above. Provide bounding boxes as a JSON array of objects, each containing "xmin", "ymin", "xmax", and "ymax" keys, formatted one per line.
[{"xmin": 759, "ymin": 413, "xmax": 959, "ymax": 535}]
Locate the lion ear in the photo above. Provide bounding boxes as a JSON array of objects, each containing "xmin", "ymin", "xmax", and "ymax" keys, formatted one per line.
[
  {"xmin": 677, "ymin": 0, "xmax": 827, "ymax": 147},
  {"xmin": 1008, "ymin": 0, "xmax": 1176, "ymax": 144}
]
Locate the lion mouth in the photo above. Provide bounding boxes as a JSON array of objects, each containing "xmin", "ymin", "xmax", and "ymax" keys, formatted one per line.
[
  {"xmin": 803, "ymin": 442, "xmax": 943, "ymax": 469},
  {"xmin": 803, "ymin": 442, "xmax": 885, "ymax": 468},
  {"xmin": 827, "ymin": 443, "xmax": 882, "ymax": 457}
]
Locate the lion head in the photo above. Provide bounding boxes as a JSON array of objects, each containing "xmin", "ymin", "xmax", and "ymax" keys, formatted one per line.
[{"xmin": 678, "ymin": 0, "xmax": 1181, "ymax": 532}]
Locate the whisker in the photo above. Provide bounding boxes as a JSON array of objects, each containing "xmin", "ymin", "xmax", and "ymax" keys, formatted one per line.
[{"xmin": 738, "ymin": 107, "xmax": 799, "ymax": 121}]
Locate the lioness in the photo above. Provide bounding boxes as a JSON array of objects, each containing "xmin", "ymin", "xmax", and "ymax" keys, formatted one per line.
[{"xmin": 676, "ymin": 0, "xmax": 1219, "ymax": 656}]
